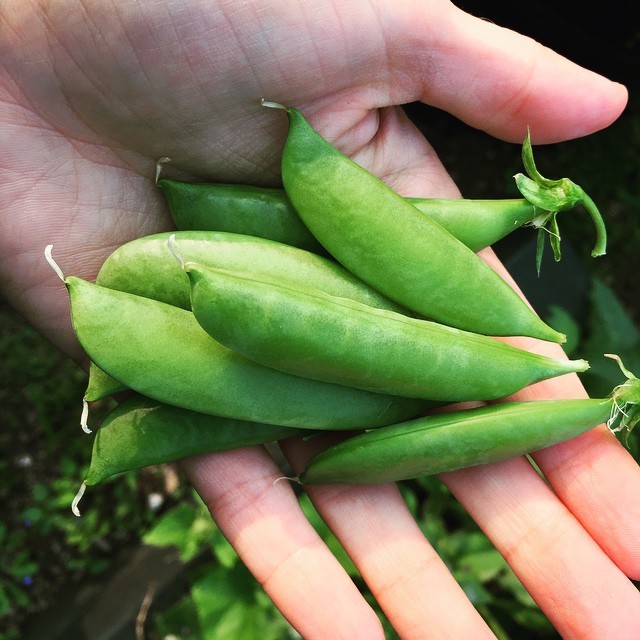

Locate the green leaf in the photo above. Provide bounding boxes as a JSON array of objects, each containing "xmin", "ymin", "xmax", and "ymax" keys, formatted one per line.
[
  {"xmin": 535, "ymin": 227, "xmax": 545, "ymax": 276},
  {"xmin": 586, "ymin": 279, "xmax": 639, "ymax": 349},
  {"xmin": 152, "ymin": 593, "xmax": 201, "ymax": 639},
  {"xmin": 299, "ymin": 494, "xmax": 359, "ymax": 577},
  {"xmin": 544, "ymin": 305, "xmax": 581, "ymax": 355},
  {"xmin": 457, "ymin": 549, "xmax": 506, "ymax": 583},
  {"xmin": 521, "ymin": 128, "xmax": 548, "ymax": 185},
  {"xmin": 210, "ymin": 527, "xmax": 238, "ymax": 569},
  {"xmin": 497, "ymin": 567, "xmax": 538, "ymax": 608},
  {"xmin": 143, "ymin": 501, "xmax": 208, "ymax": 562},
  {"xmin": 31, "ymin": 483, "xmax": 49, "ymax": 502},
  {"xmin": 549, "ymin": 213, "xmax": 561, "ymax": 262},
  {"xmin": 9, "ymin": 554, "xmax": 39, "ymax": 578},
  {"xmin": 191, "ymin": 564, "xmax": 292, "ymax": 640},
  {"xmin": 0, "ymin": 584, "xmax": 13, "ymax": 617}
]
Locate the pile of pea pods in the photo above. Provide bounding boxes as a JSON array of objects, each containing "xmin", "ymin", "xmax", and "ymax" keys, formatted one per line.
[{"xmin": 48, "ymin": 102, "xmax": 640, "ymax": 513}]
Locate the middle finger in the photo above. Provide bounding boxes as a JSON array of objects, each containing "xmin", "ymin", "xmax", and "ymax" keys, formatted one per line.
[{"xmin": 282, "ymin": 438, "xmax": 498, "ymax": 640}]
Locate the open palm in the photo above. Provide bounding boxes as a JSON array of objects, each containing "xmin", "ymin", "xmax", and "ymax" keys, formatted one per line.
[{"xmin": 2, "ymin": 1, "xmax": 639, "ymax": 638}]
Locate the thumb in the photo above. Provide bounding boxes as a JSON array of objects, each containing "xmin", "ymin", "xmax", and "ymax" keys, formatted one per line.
[{"xmin": 382, "ymin": 1, "xmax": 628, "ymax": 143}]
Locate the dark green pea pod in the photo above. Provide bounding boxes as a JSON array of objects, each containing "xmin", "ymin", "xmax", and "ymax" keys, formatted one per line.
[
  {"xmin": 84, "ymin": 230, "xmax": 409, "ymax": 404},
  {"xmin": 267, "ymin": 102, "xmax": 565, "ymax": 343},
  {"xmin": 47, "ymin": 251, "xmax": 427, "ymax": 429},
  {"xmin": 84, "ymin": 394, "xmax": 305, "ymax": 487},
  {"xmin": 72, "ymin": 394, "xmax": 307, "ymax": 515},
  {"xmin": 158, "ymin": 179, "xmax": 328, "ymax": 254},
  {"xmin": 181, "ymin": 259, "xmax": 588, "ymax": 402},
  {"xmin": 300, "ymin": 358, "xmax": 640, "ymax": 483},
  {"xmin": 159, "ymin": 140, "xmax": 604, "ymax": 260},
  {"xmin": 158, "ymin": 176, "xmax": 535, "ymax": 254}
]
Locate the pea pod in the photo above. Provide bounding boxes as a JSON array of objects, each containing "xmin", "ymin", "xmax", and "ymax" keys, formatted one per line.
[
  {"xmin": 181, "ymin": 258, "xmax": 588, "ymax": 402},
  {"xmin": 300, "ymin": 399, "xmax": 610, "ymax": 484},
  {"xmin": 270, "ymin": 103, "xmax": 565, "ymax": 343},
  {"xmin": 84, "ymin": 230, "xmax": 408, "ymax": 403},
  {"xmin": 55, "ymin": 264, "xmax": 426, "ymax": 429},
  {"xmin": 95, "ymin": 230, "xmax": 405, "ymax": 313},
  {"xmin": 300, "ymin": 359, "xmax": 640, "ymax": 483},
  {"xmin": 158, "ymin": 180, "xmax": 328, "ymax": 254},
  {"xmin": 158, "ymin": 177, "xmax": 535, "ymax": 254},
  {"xmin": 158, "ymin": 130, "xmax": 605, "ymax": 260},
  {"xmin": 84, "ymin": 394, "xmax": 306, "ymax": 486}
]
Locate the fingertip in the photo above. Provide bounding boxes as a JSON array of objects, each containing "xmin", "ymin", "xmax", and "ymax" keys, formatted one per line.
[
  {"xmin": 407, "ymin": 3, "xmax": 630, "ymax": 144},
  {"xmin": 507, "ymin": 70, "xmax": 629, "ymax": 145}
]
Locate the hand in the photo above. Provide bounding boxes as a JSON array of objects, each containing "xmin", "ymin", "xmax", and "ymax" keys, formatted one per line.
[{"xmin": 2, "ymin": 1, "xmax": 638, "ymax": 638}]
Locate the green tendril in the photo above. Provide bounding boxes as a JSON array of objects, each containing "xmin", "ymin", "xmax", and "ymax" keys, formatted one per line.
[
  {"xmin": 514, "ymin": 129, "xmax": 607, "ymax": 272},
  {"xmin": 605, "ymin": 354, "xmax": 640, "ymax": 443}
]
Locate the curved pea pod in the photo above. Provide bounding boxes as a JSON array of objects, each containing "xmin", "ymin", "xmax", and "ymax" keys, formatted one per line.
[
  {"xmin": 85, "ymin": 230, "xmax": 408, "ymax": 402},
  {"xmin": 300, "ymin": 393, "xmax": 634, "ymax": 484},
  {"xmin": 84, "ymin": 395, "xmax": 306, "ymax": 486},
  {"xmin": 96, "ymin": 230, "xmax": 405, "ymax": 313},
  {"xmin": 274, "ymin": 104, "xmax": 565, "ymax": 343},
  {"xmin": 158, "ymin": 177, "xmax": 536, "ymax": 254},
  {"xmin": 183, "ymin": 262, "xmax": 588, "ymax": 402},
  {"xmin": 65, "ymin": 276, "xmax": 427, "ymax": 429}
]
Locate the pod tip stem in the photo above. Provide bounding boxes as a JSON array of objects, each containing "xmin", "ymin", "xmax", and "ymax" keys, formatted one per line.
[
  {"xmin": 71, "ymin": 482, "xmax": 87, "ymax": 517},
  {"xmin": 260, "ymin": 98, "xmax": 287, "ymax": 111},
  {"xmin": 44, "ymin": 245, "xmax": 66, "ymax": 282},
  {"xmin": 605, "ymin": 353, "xmax": 635, "ymax": 380},
  {"xmin": 272, "ymin": 475, "xmax": 301, "ymax": 487},
  {"xmin": 155, "ymin": 157, "xmax": 172, "ymax": 185},
  {"xmin": 166, "ymin": 234, "xmax": 185, "ymax": 270},
  {"xmin": 80, "ymin": 400, "xmax": 92, "ymax": 434}
]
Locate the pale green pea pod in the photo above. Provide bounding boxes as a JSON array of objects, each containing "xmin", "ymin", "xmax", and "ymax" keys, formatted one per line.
[
  {"xmin": 62, "ymin": 272, "xmax": 428, "ymax": 430},
  {"xmin": 271, "ymin": 103, "xmax": 566, "ymax": 343},
  {"xmin": 95, "ymin": 230, "xmax": 405, "ymax": 312},
  {"xmin": 181, "ymin": 260, "xmax": 588, "ymax": 402},
  {"xmin": 158, "ymin": 180, "xmax": 328, "ymax": 254},
  {"xmin": 84, "ymin": 230, "xmax": 409, "ymax": 404}
]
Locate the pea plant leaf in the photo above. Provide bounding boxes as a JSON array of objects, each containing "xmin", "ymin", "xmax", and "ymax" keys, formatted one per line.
[
  {"xmin": 143, "ymin": 497, "xmax": 215, "ymax": 562},
  {"xmin": 191, "ymin": 565, "xmax": 292, "ymax": 640}
]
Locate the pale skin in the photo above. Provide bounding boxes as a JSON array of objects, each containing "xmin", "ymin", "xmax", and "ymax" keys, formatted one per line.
[{"xmin": 1, "ymin": 1, "xmax": 639, "ymax": 637}]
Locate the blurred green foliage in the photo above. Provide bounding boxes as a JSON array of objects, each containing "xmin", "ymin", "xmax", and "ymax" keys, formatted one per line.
[{"xmin": 0, "ymin": 301, "xmax": 182, "ymax": 639}]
